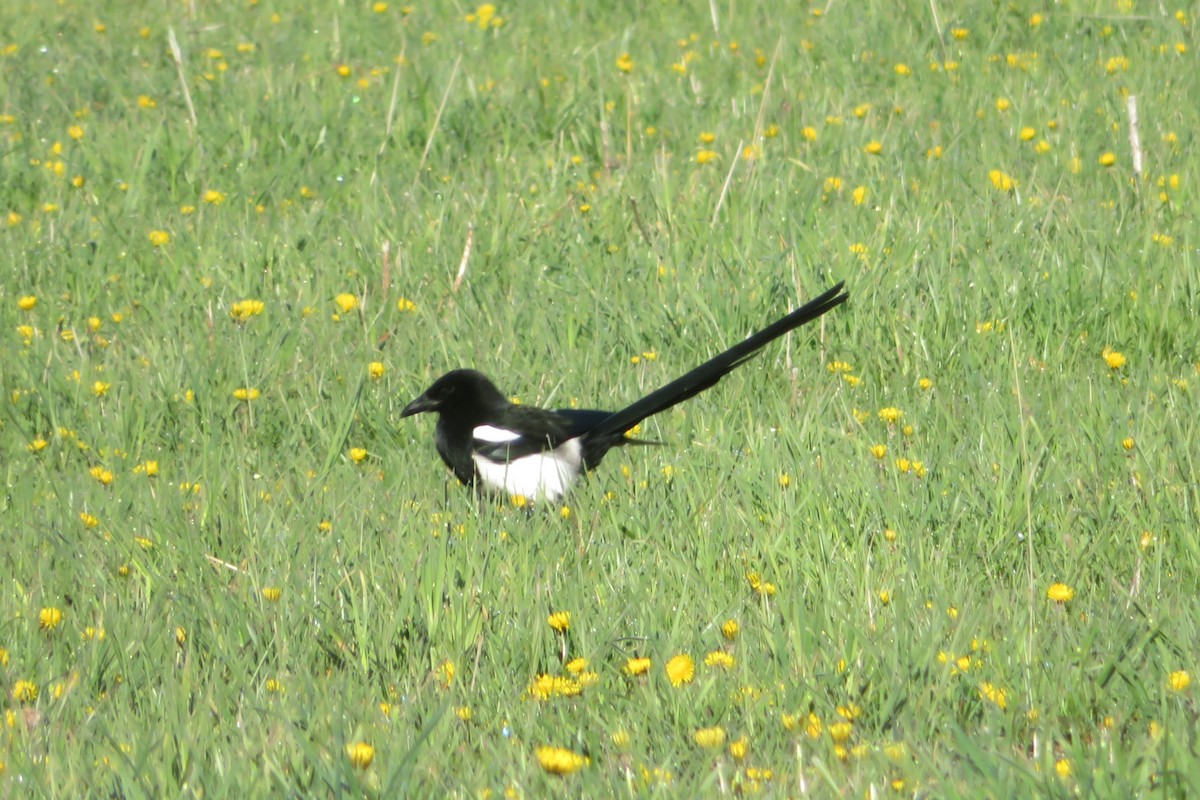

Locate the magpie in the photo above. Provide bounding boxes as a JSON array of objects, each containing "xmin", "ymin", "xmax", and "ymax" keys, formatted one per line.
[{"xmin": 401, "ymin": 282, "xmax": 847, "ymax": 502}]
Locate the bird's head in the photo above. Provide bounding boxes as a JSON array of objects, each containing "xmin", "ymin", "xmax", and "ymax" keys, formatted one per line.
[{"xmin": 401, "ymin": 369, "xmax": 507, "ymax": 418}]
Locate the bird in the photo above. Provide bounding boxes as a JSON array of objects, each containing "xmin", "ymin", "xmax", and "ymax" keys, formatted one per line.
[{"xmin": 401, "ymin": 282, "xmax": 848, "ymax": 502}]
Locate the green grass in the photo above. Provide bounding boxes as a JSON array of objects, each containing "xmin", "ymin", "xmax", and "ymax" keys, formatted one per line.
[{"xmin": 2, "ymin": 0, "xmax": 1198, "ymax": 795}]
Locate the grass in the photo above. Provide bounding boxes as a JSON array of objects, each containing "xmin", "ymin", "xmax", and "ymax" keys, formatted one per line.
[{"xmin": 2, "ymin": 0, "xmax": 1198, "ymax": 795}]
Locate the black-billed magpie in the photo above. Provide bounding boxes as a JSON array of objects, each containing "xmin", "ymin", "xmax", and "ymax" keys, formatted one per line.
[{"xmin": 402, "ymin": 282, "xmax": 847, "ymax": 502}]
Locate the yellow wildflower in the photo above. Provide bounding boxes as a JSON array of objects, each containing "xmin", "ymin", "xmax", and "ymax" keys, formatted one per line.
[
  {"xmin": 230, "ymin": 299, "xmax": 265, "ymax": 321},
  {"xmin": 39, "ymin": 607, "xmax": 64, "ymax": 630},
  {"xmin": 665, "ymin": 654, "xmax": 695, "ymax": 686},
  {"xmin": 1047, "ymin": 582, "xmax": 1075, "ymax": 603},
  {"xmin": 624, "ymin": 657, "xmax": 651, "ymax": 676},
  {"xmin": 694, "ymin": 726, "xmax": 726, "ymax": 749},
  {"xmin": 346, "ymin": 742, "xmax": 375, "ymax": 769},
  {"xmin": 535, "ymin": 745, "xmax": 587, "ymax": 775}
]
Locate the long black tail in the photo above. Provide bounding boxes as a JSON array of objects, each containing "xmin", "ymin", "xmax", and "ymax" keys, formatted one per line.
[{"xmin": 583, "ymin": 282, "xmax": 848, "ymax": 446}]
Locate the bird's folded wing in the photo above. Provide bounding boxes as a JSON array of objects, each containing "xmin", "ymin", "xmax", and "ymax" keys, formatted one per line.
[{"xmin": 469, "ymin": 407, "xmax": 585, "ymax": 462}]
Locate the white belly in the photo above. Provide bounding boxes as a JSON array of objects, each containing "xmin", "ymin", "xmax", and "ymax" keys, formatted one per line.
[{"xmin": 471, "ymin": 438, "xmax": 583, "ymax": 502}]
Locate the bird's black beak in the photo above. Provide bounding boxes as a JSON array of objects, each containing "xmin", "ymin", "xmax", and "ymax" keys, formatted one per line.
[{"xmin": 401, "ymin": 392, "xmax": 437, "ymax": 418}]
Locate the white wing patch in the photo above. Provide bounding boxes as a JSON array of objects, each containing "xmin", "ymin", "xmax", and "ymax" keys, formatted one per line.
[
  {"xmin": 471, "ymin": 438, "xmax": 583, "ymax": 502},
  {"xmin": 472, "ymin": 424, "xmax": 523, "ymax": 443}
]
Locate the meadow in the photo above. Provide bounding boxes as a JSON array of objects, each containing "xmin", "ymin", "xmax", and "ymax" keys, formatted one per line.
[{"xmin": 2, "ymin": 0, "xmax": 1198, "ymax": 795}]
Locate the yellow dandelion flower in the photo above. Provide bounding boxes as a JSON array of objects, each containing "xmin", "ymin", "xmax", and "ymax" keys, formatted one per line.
[
  {"xmin": 1098, "ymin": 152, "xmax": 1116, "ymax": 167},
  {"xmin": 233, "ymin": 387, "xmax": 261, "ymax": 401},
  {"xmin": 665, "ymin": 654, "xmax": 695, "ymax": 686},
  {"xmin": 1122, "ymin": 437, "xmax": 1135, "ymax": 451},
  {"xmin": 979, "ymin": 682, "xmax": 1008, "ymax": 709},
  {"xmin": 721, "ymin": 619, "xmax": 739, "ymax": 640},
  {"xmin": 1047, "ymin": 582, "xmax": 1074, "ymax": 603},
  {"xmin": 27, "ymin": 438, "xmax": 48, "ymax": 453},
  {"xmin": 202, "ymin": 189, "xmax": 226, "ymax": 205},
  {"xmin": 437, "ymin": 659, "xmax": 455, "ymax": 687},
  {"xmin": 615, "ymin": 52, "xmax": 634, "ymax": 73},
  {"xmin": 694, "ymin": 726, "xmax": 726, "ymax": 749},
  {"xmin": 89, "ymin": 466, "xmax": 114, "ymax": 486},
  {"xmin": 828, "ymin": 720, "xmax": 853, "ymax": 744},
  {"xmin": 230, "ymin": 299, "xmax": 265, "ymax": 321},
  {"xmin": 870, "ymin": 444, "xmax": 888, "ymax": 460},
  {"xmin": 729, "ymin": 736, "xmax": 749, "ymax": 760},
  {"xmin": 80, "ymin": 512, "xmax": 99, "ymax": 528},
  {"xmin": 536, "ymin": 745, "xmax": 587, "ymax": 775},
  {"xmin": 988, "ymin": 169, "xmax": 1016, "ymax": 192},
  {"xmin": 704, "ymin": 650, "xmax": 734, "ymax": 669},
  {"xmin": 1101, "ymin": 348, "xmax": 1126, "ymax": 369},
  {"xmin": 1168, "ymin": 670, "xmax": 1190, "ymax": 692},
  {"xmin": 527, "ymin": 674, "xmax": 582, "ymax": 700},
  {"xmin": 175, "ymin": 626, "xmax": 187, "ymax": 645},
  {"xmin": 92, "ymin": 381, "xmax": 111, "ymax": 398},
  {"xmin": 878, "ymin": 407, "xmax": 902, "ymax": 423},
  {"xmin": 261, "ymin": 587, "xmax": 282, "ymax": 602},
  {"xmin": 864, "ymin": 140, "xmax": 883, "ymax": 155},
  {"xmin": 335, "ymin": 293, "xmax": 359, "ymax": 313},
  {"xmin": 346, "ymin": 742, "xmax": 375, "ymax": 769},
  {"xmin": 624, "ymin": 657, "xmax": 652, "ymax": 676},
  {"xmin": 397, "ymin": 297, "xmax": 417, "ymax": 312},
  {"xmin": 368, "ymin": 361, "xmax": 385, "ymax": 380},
  {"xmin": 17, "ymin": 295, "xmax": 37, "ymax": 311},
  {"xmin": 148, "ymin": 230, "xmax": 170, "ymax": 246},
  {"xmin": 349, "ymin": 447, "xmax": 368, "ymax": 463},
  {"xmin": 1055, "ymin": 758, "xmax": 1071, "ymax": 779},
  {"xmin": 695, "ymin": 149, "xmax": 718, "ymax": 164},
  {"xmin": 12, "ymin": 680, "xmax": 38, "ymax": 703},
  {"xmin": 39, "ymin": 607, "xmax": 64, "ymax": 630},
  {"xmin": 547, "ymin": 610, "xmax": 571, "ymax": 632}
]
